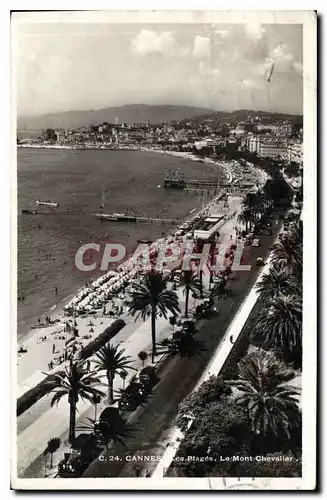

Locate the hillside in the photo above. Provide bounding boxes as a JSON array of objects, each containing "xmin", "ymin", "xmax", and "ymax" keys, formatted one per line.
[{"xmin": 18, "ymin": 104, "xmax": 215, "ymax": 131}]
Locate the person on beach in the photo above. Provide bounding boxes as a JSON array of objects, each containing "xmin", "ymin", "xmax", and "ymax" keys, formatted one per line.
[
  {"xmin": 55, "ymin": 286, "xmax": 58, "ymax": 295},
  {"xmin": 52, "ymin": 343, "xmax": 56, "ymax": 354}
]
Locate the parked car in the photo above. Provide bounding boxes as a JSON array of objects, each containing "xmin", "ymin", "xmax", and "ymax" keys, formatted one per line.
[
  {"xmin": 138, "ymin": 366, "xmax": 158, "ymax": 391},
  {"xmin": 181, "ymin": 320, "xmax": 196, "ymax": 333},
  {"xmin": 252, "ymin": 239, "xmax": 261, "ymax": 247},
  {"xmin": 256, "ymin": 257, "xmax": 265, "ymax": 266},
  {"xmin": 58, "ymin": 434, "xmax": 100, "ymax": 478},
  {"xmin": 118, "ymin": 382, "xmax": 147, "ymax": 412}
]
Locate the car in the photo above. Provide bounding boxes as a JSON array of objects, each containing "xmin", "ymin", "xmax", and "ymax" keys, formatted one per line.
[
  {"xmin": 139, "ymin": 366, "xmax": 158, "ymax": 391},
  {"xmin": 181, "ymin": 320, "xmax": 196, "ymax": 333},
  {"xmin": 256, "ymin": 257, "xmax": 265, "ymax": 266},
  {"xmin": 252, "ymin": 239, "xmax": 261, "ymax": 247},
  {"xmin": 58, "ymin": 434, "xmax": 100, "ymax": 478},
  {"xmin": 118, "ymin": 382, "xmax": 147, "ymax": 412}
]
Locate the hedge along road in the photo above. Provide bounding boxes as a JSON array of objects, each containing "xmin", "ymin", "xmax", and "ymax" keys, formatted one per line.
[{"xmin": 83, "ymin": 219, "xmax": 282, "ymax": 478}]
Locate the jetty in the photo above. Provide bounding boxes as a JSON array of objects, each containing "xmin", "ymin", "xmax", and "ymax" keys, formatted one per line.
[{"xmin": 94, "ymin": 213, "xmax": 179, "ymax": 224}]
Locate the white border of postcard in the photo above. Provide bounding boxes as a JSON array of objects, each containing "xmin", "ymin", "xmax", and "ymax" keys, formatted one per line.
[{"xmin": 10, "ymin": 9, "xmax": 317, "ymax": 491}]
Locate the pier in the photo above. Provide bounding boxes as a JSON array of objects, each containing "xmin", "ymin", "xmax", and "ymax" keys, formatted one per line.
[{"xmin": 94, "ymin": 213, "xmax": 180, "ymax": 224}]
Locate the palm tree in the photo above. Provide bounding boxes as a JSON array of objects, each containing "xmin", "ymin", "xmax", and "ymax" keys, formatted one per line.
[
  {"xmin": 255, "ymin": 264, "xmax": 299, "ymax": 303},
  {"xmin": 45, "ymin": 437, "xmax": 61, "ymax": 468},
  {"xmin": 49, "ymin": 361, "xmax": 105, "ymax": 444},
  {"xmin": 128, "ymin": 271, "xmax": 180, "ymax": 362},
  {"xmin": 161, "ymin": 330, "xmax": 206, "ymax": 359},
  {"xmin": 169, "ymin": 315, "xmax": 177, "ymax": 334},
  {"xmin": 242, "ymin": 191, "xmax": 267, "ymax": 222},
  {"xmin": 270, "ymin": 231, "xmax": 302, "ymax": 280},
  {"xmin": 93, "ymin": 343, "xmax": 135, "ymax": 405},
  {"xmin": 229, "ymin": 349, "xmax": 300, "ymax": 438},
  {"xmin": 209, "ymin": 276, "xmax": 228, "ymax": 304},
  {"xmin": 180, "ymin": 270, "xmax": 201, "ymax": 318},
  {"xmin": 98, "ymin": 407, "xmax": 135, "ymax": 447},
  {"xmin": 287, "ymin": 220, "xmax": 303, "ymax": 245},
  {"xmin": 77, "ymin": 407, "xmax": 135, "ymax": 449},
  {"xmin": 242, "ymin": 191, "xmax": 259, "ymax": 211},
  {"xmin": 92, "ymin": 393, "xmax": 102, "ymax": 422},
  {"xmin": 237, "ymin": 208, "xmax": 253, "ymax": 233},
  {"xmin": 253, "ymin": 295, "xmax": 302, "ymax": 356}
]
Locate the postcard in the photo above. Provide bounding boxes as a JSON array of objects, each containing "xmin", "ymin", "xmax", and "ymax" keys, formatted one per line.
[{"xmin": 11, "ymin": 9, "xmax": 316, "ymax": 490}]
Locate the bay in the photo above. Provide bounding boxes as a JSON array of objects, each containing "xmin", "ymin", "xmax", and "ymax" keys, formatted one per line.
[{"xmin": 17, "ymin": 148, "xmax": 221, "ymax": 339}]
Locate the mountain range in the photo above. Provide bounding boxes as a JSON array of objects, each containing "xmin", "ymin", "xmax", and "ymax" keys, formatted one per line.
[
  {"xmin": 18, "ymin": 104, "xmax": 302, "ymax": 132},
  {"xmin": 17, "ymin": 104, "xmax": 215, "ymax": 131}
]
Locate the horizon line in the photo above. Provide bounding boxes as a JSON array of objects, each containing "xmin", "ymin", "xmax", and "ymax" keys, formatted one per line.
[{"xmin": 18, "ymin": 103, "xmax": 303, "ymax": 120}]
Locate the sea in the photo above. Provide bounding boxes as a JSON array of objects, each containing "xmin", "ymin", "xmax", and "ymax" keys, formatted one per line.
[{"xmin": 17, "ymin": 148, "xmax": 222, "ymax": 340}]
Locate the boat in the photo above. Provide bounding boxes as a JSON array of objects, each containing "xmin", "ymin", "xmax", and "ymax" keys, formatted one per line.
[
  {"xmin": 36, "ymin": 200, "xmax": 59, "ymax": 208},
  {"xmin": 22, "ymin": 209, "xmax": 38, "ymax": 215},
  {"xmin": 94, "ymin": 213, "xmax": 118, "ymax": 221}
]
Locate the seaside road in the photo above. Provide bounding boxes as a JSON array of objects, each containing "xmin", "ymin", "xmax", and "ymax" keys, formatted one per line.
[{"xmin": 82, "ymin": 224, "xmax": 281, "ymax": 478}]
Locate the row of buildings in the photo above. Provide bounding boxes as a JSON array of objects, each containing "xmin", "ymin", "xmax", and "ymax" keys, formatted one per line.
[
  {"xmin": 245, "ymin": 135, "xmax": 303, "ymax": 164},
  {"xmin": 19, "ymin": 116, "xmax": 303, "ymax": 166}
]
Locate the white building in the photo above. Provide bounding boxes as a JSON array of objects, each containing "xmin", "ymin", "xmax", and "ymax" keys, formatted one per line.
[
  {"xmin": 258, "ymin": 142, "xmax": 288, "ymax": 160},
  {"xmin": 247, "ymin": 136, "xmax": 261, "ymax": 153},
  {"xmin": 193, "ymin": 214, "xmax": 225, "ymax": 242}
]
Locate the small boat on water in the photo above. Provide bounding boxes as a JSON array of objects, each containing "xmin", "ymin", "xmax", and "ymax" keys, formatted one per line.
[
  {"xmin": 36, "ymin": 200, "xmax": 59, "ymax": 208},
  {"xmin": 22, "ymin": 209, "xmax": 38, "ymax": 215}
]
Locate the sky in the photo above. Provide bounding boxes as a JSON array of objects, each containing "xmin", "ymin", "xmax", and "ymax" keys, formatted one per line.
[{"xmin": 15, "ymin": 22, "xmax": 303, "ymax": 116}]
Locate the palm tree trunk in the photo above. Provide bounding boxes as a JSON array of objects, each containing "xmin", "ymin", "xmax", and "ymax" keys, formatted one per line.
[
  {"xmin": 151, "ymin": 309, "xmax": 157, "ymax": 363},
  {"xmin": 68, "ymin": 401, "xmax": 76, "ymax": 444},
  {"xmin": 199, "ymin": 271, "xmax": 203, "ymax": 298},
  {"xmin": 184, "ymin": 287, "xmax": 190, "ymax": 318},
  {"xmin": 209, "ymin": 271, "xmax": 213, "ymax": 290},
  {"xmin": 107, "ymin": 372, "xmax": 114, "ymax": 405},
  {"xmin": 50, "ymin": 453, "xmax": 53, "ymax": 469}
]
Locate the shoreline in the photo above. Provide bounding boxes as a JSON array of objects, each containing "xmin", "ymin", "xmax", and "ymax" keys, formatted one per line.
[{"xmin": 17, "ymin": 143, "xmax": 216, "ymax": 166}]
